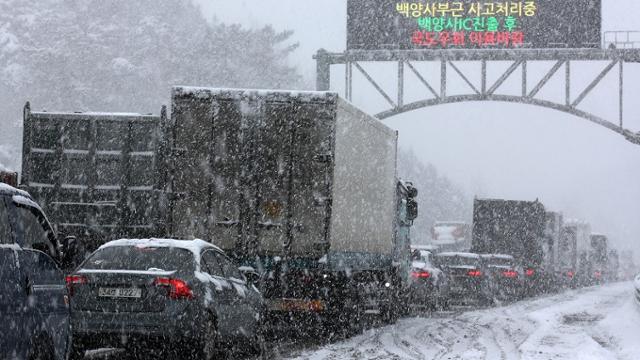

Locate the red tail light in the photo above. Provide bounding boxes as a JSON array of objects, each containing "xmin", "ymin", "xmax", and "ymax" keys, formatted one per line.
[
  {"xmin": 0, "ymin": 171, "xmax": 17, "ymax": 187},
  {"xmin": 525, "ymin": 269, "xmax": 535, "ymax": 277},
  {"xmin": 502, "ymin": 270, "xmax": 518, "ymax": 278},
  {"xmin": 467, "ymin": 270, "xmax": 483, "ymax": 277},
  {"xmin": 154, "ymin": 277, "xmax": 194, "ymax": 300},
  {"xmin": 65, "ymin": 275, "xmax": 87, "ymax": 297},
  {"xmin": 594, "ymin": 271, "xmax": 602, "ymax": 279},
  {"xmin": 411, "ymin": 271, "xmax": 431, "ymax": 279},
  {"xmin": 567, "ymin": 271, "xmax": 575, "ymax": 278}
]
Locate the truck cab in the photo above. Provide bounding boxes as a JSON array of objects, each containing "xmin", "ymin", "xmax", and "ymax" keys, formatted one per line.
[{"xmin": 0, "ymin": 174, "xmax": 70, "ymax": 360}]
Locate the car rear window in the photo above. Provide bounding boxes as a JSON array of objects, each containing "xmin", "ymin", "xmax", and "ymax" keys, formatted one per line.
[
  {"xmin": 82, "ymin": 246, "xmax": 195, "ymax": 272},
  {"xmin": 487, "ymin": 257, "xmax": 514, "ymax": 267},
  {"xmin": 435, "ymin": 255, "xmax": 479, "ymax": 267}
]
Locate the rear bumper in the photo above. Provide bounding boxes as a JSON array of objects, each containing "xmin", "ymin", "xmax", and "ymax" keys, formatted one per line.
[
  {"xmin": 71, "ymin": 306, "xmax": 202, "ymax": 348},
  {"xmin": 408, "ymin": 282, "xmax": 438, "ymax": 304}
]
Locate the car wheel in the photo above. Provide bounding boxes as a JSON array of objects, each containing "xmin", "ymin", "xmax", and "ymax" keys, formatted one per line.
[
  {"xmin": 68, "ymin": 341, "xmax": 86, "ymax": 360},
  {"xmin": 194, "ymin": 313, "xmax": 221, "ymax": 360}
]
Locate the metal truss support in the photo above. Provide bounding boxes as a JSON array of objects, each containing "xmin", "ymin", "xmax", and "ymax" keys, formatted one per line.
[{"xmin": 314, "ymin": 48, "xmax": 640, "ymax": 145}]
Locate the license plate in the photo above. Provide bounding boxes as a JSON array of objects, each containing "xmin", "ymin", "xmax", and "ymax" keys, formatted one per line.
[
  {"xmin": 98, "ymin": 287, "xmax": 142, "ymax": 298},
  {"xmin": 268, "ymin": 299, "xmax": 325, "ymax": 312}
]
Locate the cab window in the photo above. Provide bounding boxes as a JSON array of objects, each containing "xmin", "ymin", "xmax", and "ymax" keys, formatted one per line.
[
  {"xmin": 0, "ymin": 197, "xmax": 13, "ymax": 244},
  {"xmin": 213, "ymin": 252, "xmax": 244, "ymax": 281},
  {"xmin": 15, "ymin": 205, "xmax": 54, "ymax": 257},
  {"xmin": 201, "ymin": 250, "xmax": 225, "ymax": 277}
]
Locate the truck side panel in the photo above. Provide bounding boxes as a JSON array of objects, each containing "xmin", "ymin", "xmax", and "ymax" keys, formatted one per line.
[{"xmin": 328, "ymin": 99, "xmax": 398, "ymax": 270}]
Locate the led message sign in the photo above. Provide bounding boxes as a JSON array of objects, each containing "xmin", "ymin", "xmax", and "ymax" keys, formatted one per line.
[{"xmin": 347, "ymin": 0, "xmax": 601, "ymax": 50}]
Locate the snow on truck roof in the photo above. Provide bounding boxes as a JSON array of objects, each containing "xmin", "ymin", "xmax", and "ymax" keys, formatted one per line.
[
  {"xmin": 172, "ymin": 86, "xmax": 338, "ymax": 102},
  {"xmin": 436, "ymin": 252, "xmax": 481, "ymax": 259},
  {"xmin": 99, "ymin": 238, "xmax": 222, "ymax": 257}
]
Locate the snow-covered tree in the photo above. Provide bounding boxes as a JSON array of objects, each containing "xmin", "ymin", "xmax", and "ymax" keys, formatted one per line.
[{"xmin": 0, "ymin": 0, "xmax": 301, "ymax": 169}]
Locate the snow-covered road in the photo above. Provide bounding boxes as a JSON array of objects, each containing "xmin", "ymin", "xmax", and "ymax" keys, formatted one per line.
[{"xmin": 286, "ymin": 282, "xmax": 640, "ymax": 360}]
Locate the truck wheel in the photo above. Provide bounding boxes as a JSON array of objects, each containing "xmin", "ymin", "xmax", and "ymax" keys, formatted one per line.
[
  {"xmin": 68, "ymin": 342, "xmax": 85, "ymax": 360},
  {"xmin": 28, "ymin": 335, "xmax": 55, "ymax": 360},
  {"xmin": 192, "ymin": 313, "xmax": 221, "ymax": 360}
]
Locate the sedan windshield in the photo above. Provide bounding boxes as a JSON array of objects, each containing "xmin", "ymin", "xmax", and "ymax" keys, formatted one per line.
[{"xmin": 82, "ymin": 246, "xmax": 195, "ymax": 272}]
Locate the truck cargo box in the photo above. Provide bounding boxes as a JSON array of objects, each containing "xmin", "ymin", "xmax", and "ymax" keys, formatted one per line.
[
  {"xmin": 169, "ymin": 87, "xmax": 399, "ymax": 270},
  {"xmin": 21, "ymin": 103, "xmax": 169, "ymax": 247},
  {"xmin": 558, "ymin": 220, "xmax": 591, "ymax": 272},
  {"xmin": 471, "ymin": 198, "xmax": 546, "ymax": 268}
]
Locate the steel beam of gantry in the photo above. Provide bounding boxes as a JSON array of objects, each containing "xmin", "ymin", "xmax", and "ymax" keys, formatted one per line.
[{"xmin": 314, "ymin": 48, "xmax": 640, "ymax": 145}]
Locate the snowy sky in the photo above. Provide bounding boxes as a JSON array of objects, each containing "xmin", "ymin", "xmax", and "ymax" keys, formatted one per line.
[{"xmin": 196, "ymin": 0, "xmax": 640, "ymax": 254}]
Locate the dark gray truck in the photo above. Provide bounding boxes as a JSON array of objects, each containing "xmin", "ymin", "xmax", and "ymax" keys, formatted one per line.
[
  {"xmin": 471, "ymin": 198, "xmax": 548, "ymax": 295},
  {"xmin": 21, "ymin": 88, "xmax": 418, "ymax": 331}
]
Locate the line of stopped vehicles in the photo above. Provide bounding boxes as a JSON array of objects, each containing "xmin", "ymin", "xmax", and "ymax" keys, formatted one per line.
[{"xmin": 0, "ymin": 87, "xmax": 634, "ymax": 360}]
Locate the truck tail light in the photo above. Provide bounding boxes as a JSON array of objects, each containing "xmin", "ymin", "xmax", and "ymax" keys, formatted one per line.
[
  {"xmin": 65, "ymin": 275, "xmax": 87, "ymax": 297},
  {"xmin": 525, "ymin": 269, "xmax": 535, "ymax": 277},
  {"xmin": 467, "ymin": 270, "xmax": 483, "ymax": 277},
  {"xmin": 502, "ymin": 270, "xmax": 518, "ymax": 278},
  {"xmin": 154, "ymin": 277, "xmax": 194, "ymax": 300},
  {"xmin": 411, "ymin": 271, "xmax": 431, "ymax": 279}
]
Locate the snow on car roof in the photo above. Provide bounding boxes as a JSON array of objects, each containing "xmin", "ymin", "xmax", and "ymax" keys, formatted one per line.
[
  {"xmin": 0, "ymin": 183, "xmax": 31, "ymax": 198},
  {"xmin": 480, "ymin": 254, "xmax": 514, "ymax": 260},
  {"xmin": 99, "ymin": 238, "xmax": 222, "ymax": 257},
  {"xmin": 436, "ymin": 252, "xmax": 480, "ymax": 259}
]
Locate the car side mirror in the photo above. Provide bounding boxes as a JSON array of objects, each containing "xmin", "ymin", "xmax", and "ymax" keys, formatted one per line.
[
  {"xmin": 239, "ymin": 266, "xmax": 261, "ymax": 285},
  {"xmin": 59, "ymin": 235, "xmax": 79, "ymax": 270},
  {"xmin": 407, "ymin": 199, "xmax": 418, "ymax": 221}
]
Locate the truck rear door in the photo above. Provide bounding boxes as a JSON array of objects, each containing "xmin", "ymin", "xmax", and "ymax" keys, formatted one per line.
[{"xmin": 262, "ymin": 101, "xmax": 334, "ymax": 258}]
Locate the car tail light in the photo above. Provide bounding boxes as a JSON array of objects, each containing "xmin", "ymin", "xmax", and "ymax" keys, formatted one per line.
[
  {"xmin": 467, "ymin": 270, "xmax": 483, "ymax": 277},
  {"xmin": 502, "ymin": 270, "xmax": 518, "ymax": 278},
  {"xmin": 525, "ymin": 269, "xmax": 535, "ymax": 277},
  {"xmin": 411, "ymin": 271, "xmax": 431, "ymax": 279},
  {"xmin": 567, "ymin": 271, "xmax": 575, "ymax": 278},
  {"xmin": 65, "ymin": 275, "xmax": 87, "ymax": 297},
  {"xmin": 154, "ymin": 277, "xmax": 194, "ymax": 300},
  {"xmin": 0, "ymin": 171, "xmax": 17, "ymax": 187}
]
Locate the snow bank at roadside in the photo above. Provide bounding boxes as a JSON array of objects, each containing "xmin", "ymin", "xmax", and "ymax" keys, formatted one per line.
[{"xmin": 598, "ymin": 289, "xmax": 640, "ymax": 360}]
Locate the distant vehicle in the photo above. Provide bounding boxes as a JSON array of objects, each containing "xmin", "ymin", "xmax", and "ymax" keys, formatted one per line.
[
  {"xmin": 544, "ymin": 211, "xmax": 563, "ymax": 286},
  {"xmin": 589, "ymin": 234, "xmax": 608, "ymax": 285},
  {"xmin": 430, "ymin": 221, "xmax": 471, "ymax": 252},
  {"xmin": 408, "ymin": 249, "xmax": 449, "ymax": 310},
  {"xmin": 608, "ymin": 249, "xmax": 620, "ymax": 282},
  {"xmin": 0, "ymin": 178, "xmax": 70, "ymax": 360},
  {"xmin": 558, "ymin": 220, "xmax": 591, "ymax": 288},
  {"xmin": 434, "ymin": 252, "xmax": 493, "ymax": 306},
  {"xmin": 481, "ymin": 254, "xmax": 523, "ymax": 301},
  {"xmin": 66, "ymin": 238, "xmax": 264, "ymax": 359},
  {"xmin": 471, "ymin": 198, "xmax": 547, "ymax": 296}
]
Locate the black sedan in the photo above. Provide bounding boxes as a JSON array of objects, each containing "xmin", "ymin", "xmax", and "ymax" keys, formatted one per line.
[{"xmin": 67, "ymin": 238, "xmax": 264, "ymax": 360}]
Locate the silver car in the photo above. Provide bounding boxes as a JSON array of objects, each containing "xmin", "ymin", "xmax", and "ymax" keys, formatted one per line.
[{"xmin": 67, "ymin": 238, "xmax": 263, "ymax": 359}]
